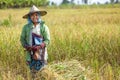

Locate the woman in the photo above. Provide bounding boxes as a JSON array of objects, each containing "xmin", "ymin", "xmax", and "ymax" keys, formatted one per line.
[{"xmin": 20, "ymin": 5, "xmax": 50, "ymax": 71}]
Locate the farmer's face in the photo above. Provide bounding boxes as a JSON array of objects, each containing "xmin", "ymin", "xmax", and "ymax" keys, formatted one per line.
[{"xmin": 30, "ymin": 12, "xmax": 39, "ymax": 24}]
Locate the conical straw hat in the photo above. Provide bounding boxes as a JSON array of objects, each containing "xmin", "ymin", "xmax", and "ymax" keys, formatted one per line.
[{"xmin": 23, "ymin": 5, "xmax": 47, "ymax": 19}]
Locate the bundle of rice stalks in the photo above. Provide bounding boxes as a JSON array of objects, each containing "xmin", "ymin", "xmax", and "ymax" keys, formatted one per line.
[
  {"xmin": 32, "ymin": 59, "xmax": 89, "ymax": 80},
  {"xmin": 49, "ymin": 60, "xmax": 90, "ymax": 80}
]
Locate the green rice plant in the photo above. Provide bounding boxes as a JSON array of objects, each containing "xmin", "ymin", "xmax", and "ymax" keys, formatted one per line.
[{"xmin": 1, "ymin": 14, "xmax": 13, "ymax": 27}]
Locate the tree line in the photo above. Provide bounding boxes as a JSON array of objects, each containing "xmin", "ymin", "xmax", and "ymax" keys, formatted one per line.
[
  {"xmin": 61, "ymin": 0, "xmax": 120, "ymax": 4},
  {"xmin": 0, "ymin": 0, "xmax": 48, "ymax": 8},
  {"xmin": 0, "ymin": 0, "xmax": 119, "ymax": 9}
]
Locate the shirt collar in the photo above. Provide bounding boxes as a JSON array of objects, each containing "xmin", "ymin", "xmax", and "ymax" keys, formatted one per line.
[{"xmin": 32, "ymin": 23, "xmax": 40, "ymax": 28}]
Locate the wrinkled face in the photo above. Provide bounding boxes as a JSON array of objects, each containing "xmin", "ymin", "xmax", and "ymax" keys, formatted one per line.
[{"xmin": 30, "ymin": 12, "xmax": 39, "ymax": 24}]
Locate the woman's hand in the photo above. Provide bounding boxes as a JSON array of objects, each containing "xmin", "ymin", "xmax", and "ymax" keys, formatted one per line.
[
  {"xmin": 40, "ymin": 42, "xmax": 46, "ymax": 48},
  {"xmin": 24, "ymin": 46, "xmax": 32, "ymax": 51},
  {"xmin": 32, "ymin": 45, "xmax": 41, "ymax": 51},
  {"xmin": 25, "ymin": 42, "xmax": 46, "ymax": 52},
  {"xmin": 32, "ymin": 43, "xmax": 46, "ymax": 51}
]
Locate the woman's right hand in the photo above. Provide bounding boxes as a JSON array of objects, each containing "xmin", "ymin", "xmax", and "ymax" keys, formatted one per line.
[
  {"xmin": 25, "ymin": 46, "xmax": 32, "ymax": 51},
  {"xmin": 31, "ymin": 45, "xmax": 41, "ymax": 51}
]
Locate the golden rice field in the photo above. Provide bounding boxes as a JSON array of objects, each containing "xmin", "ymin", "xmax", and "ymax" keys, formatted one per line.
[{"xmin": 0, "ymin": 5, "xmax": 120, "ymax": 80}]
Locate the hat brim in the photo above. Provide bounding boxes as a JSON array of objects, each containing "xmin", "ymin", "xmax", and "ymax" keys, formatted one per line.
[{"xmin": 23, "ymin": 11, "xmax": 47, "ymax": 19}]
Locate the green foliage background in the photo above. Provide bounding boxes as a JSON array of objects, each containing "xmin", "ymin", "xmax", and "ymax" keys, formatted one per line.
[{"xmin": 0, "ymin": 0, "xmax": 48, "ymax": 8}]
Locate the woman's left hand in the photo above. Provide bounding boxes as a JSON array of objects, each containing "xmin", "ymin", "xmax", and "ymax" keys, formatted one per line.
[{"xmin": 40, "ymin": 42, "xmax": 46, "ymax": 48}]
